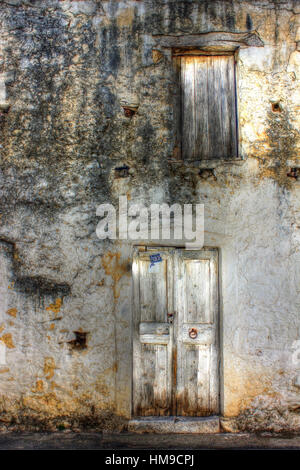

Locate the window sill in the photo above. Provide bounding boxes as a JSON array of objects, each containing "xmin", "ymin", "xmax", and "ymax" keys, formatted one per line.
[{"xmin": 167, "ymin": 158, "xmax": 245, "ymax": 169}]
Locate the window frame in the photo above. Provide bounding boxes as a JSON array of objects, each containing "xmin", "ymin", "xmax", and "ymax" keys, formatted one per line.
[{"xmin": 171, "ymin": 48, "xmax": 242, "ymax": 167}]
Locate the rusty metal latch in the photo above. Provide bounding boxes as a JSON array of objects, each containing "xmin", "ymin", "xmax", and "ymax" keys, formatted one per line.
[
  {"xmin": 189, "ymin": 328, "xmax": 198, "ymax": 339},
  {"xmin": 167, "ymin": 312, "xmax": 175, "ymax": 324}
]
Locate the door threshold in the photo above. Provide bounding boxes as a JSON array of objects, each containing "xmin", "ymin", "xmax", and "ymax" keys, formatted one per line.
[{"xmin": 128, "ymin": 416, "xmax": 220, "ymax": 434}]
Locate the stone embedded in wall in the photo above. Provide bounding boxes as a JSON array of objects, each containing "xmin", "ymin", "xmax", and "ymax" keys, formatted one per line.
[
  {"xmin": 152, "ymin": 49, "xmax": 164, "ymax": 64},
  {"xmin": 294, "ymin": 376, "xmax": 300, "ymax": 388},
  {"xmin": 60, "ymin": 0, "xmax": 97, "ymax": 16},
  {"xmin": 0, "ymin": 71, "xmax": 14, "ymax": 112},
  {"xmin": 238, "ymin": 46, "xmax": 274, "ymax": 73},
  {"xmin": 287, "ymin": 50, "xmax": 300, "ymax": 78},
  {"xmin": 120, "ymin": 94, "xmax": 139, "ymax": 117}
]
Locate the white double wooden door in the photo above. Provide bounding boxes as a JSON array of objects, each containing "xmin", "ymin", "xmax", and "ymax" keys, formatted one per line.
[{"xmin": 132, "ymin": 247, "xmax": 219, "ymax": 417}]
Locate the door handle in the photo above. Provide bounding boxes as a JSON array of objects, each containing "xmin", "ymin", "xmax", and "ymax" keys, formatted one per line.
[
  {"xmin": 167, "ymin": 312, "xmax": 175, "ymax": 324},
  {"xmin": 189, "ymin": 328, "xmax": 198, "ymax": 339}
]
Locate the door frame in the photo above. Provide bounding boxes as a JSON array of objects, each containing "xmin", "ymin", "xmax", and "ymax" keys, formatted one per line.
[{"xmin": 131, "ymin": 245, "xmax": 221, "ymax": 418}]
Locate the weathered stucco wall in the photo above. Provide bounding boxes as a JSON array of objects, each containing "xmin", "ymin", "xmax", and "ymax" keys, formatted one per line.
[{"xmin": 0, "ymin": 0, "xmax": 299, "ymax": 431}]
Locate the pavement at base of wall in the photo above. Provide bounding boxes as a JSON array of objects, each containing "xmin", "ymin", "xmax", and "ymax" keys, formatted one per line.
[{"xmin": 0, "ymin": 432, "xmax": 299, "ymax": 450}]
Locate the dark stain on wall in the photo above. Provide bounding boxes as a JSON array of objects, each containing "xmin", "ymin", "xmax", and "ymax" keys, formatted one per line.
[
  {"xmin": 225, "ymin": 11, "xmax": 236, "ymax": 30},
  {"xmin": 246, "ymin": 13, "xmax": 253, "ymax": 31},
  {"xmin": 14, "ymin": 276, "xmax": 71, "ymax": 296},
  {"xmin": 107, "ymin": 21, "xmax": 121, "ymax": 75}
]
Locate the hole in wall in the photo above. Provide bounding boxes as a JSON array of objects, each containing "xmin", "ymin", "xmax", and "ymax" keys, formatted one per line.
[
  {"xmin": 122, "ymin": 106, "xmax": 137, "ymax": 118},
  {"xmin": 287, "ymin": 168, "xmax": 299, "ymax": 179},
  {"xmin": 0, "ymin": 104, "xmax": 10, "ymax": 113},
  {"xmin": 198, "ymin": 169, "xmax": 216, "ymax": 180},
  {"xmin": 68, "ymin": 331, "xmax": 88, "ymax": 350},
  {"xmin": 0, "ymin": 106, "xmax": 10, "ymax": 125},
  {"xmin": 272, "ymin": 102, "xmax": 281, "ymax": 113},
  {"xmin": 114, "ymin": 165, "xmax": 130, "ymax": 178}
]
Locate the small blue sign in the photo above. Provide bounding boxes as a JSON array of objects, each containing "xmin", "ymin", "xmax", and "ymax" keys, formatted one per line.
[{"xmin": 149, "ymin": 253, "xmax": 162, "ymax": 268}]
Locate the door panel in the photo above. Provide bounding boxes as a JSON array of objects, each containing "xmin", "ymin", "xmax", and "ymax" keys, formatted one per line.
[
  {"xmin": 138, "ymin": 255, "xmax": 169, "ymax": 322},
  {"xmin": 133, "ymin": 249, "xmax": 174, "ymax": 416},
  {"xmin": 175, "ymin": 250, "xmax": 219, "ymax": 416},
  {"xmin": 184, "ymin": 258, "xmax": 212, "ymax": 324},
  {"xmin": 176, "ymin": 345, "xmax": 211, "ymax": 416},
  {"xmin": 132, "ymin": 248, "xmax": 219, "ymax": 417}
]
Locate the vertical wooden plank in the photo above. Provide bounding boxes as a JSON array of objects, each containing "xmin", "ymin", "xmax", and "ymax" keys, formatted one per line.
[
  {"xmin": 219, "ymin": 56, "xmax": 230, "ymax": 156},
  {"xmin": 166, "ymin": 249, "xmax": 176, "ymax": 416},
  {"xmin": 208, "ymin": 252, "xmax": 219, "ymax": 412},
  {"xmin": 197, "ymin": 346, "xmax": 210, "ymax": 414},
  {"xmin": 194, "ymin": 56, "xmax": 209, "ymax": 159},
  {"xmin": 139, "ymin": 257, "xmax": 168, "ymax": 322},
  {"xmin": 184, "ymin": 259, "xmax": 211, "ymax": 324},
  {"xmin": 181, "ymin": 56, "xmax": 196, "ymax": 160},
  {"xmin": 139, "ymin": 344, "xmax": 155, "ymax": 416},
  {"xmin": 176, "ymin": 344, "xmax": 211, "ymax": 417},
  {"xmin": 208, "ymin": 56, "xmax": 224, "ymax": 158},
  {"xmin": 154, "ymin": 345, "xmax": 170, "ymax": 416},
  {"xmin": 132, "ymin": 248, "xmax": 142, "ymax": 416},
  {"xmin": 226, "ymin": 56, "xmax": 238, "ymax": 158},
  {"xmin": 172, "ymin": 55, "xmax": 183, "ymax": 160},
  {"xmin": 184, "ymin": 346, "xmax": 199, "ymax": 416},
  {"xmin": 174, "ymin": 250, "xmax": 185, "ymax": 415}
]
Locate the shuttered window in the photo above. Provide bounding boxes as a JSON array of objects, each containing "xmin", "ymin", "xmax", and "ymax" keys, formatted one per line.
[{"xmin": 181, "ymin": 55, "xmax": 238, "ymax": 161}]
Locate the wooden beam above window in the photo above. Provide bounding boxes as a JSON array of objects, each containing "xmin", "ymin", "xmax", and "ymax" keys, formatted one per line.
[{"xmin": 154, "ymin": 31, "xmax": 264, "ymax": 50}]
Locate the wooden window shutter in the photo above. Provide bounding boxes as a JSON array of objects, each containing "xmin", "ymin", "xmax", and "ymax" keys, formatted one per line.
[{"xmin": 181, "ymin": 55, "xmax": 238, "ymax": 161}]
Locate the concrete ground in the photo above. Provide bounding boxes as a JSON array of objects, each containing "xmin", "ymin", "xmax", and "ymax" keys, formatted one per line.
[{"xmin": 0, "ymin": 432, "xmax": 299, "ymax": 450}]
